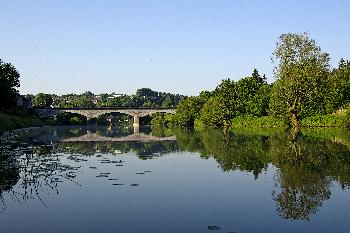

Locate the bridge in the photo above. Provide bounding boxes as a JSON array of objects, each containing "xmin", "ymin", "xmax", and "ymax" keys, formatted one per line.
[{"xmin": 35, "ymin": 107, "xmax": 177, "ymax": 129}]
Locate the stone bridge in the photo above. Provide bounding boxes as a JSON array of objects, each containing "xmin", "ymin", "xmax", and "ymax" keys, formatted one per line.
[{"xmin": 35, "ymin": 107, "xmax": 177, "ymax": 128}]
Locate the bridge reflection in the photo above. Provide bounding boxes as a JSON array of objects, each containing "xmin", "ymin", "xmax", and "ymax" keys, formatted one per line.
[{"xmin": 61, "ymin": 131, "xmax": 176, "ymax": 142}]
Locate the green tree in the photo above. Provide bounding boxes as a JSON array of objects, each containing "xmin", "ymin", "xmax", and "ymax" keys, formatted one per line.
[
  {"xmin": 0, "ymin": 59, "xmax": 20, "ymax": 110},
  {"xmin": 33, "ymin": 93, "xmax": 53, "ymax": 108},
  {"xmin": 325, "ymin": 59, "xmax": 350, "ymax": 112},
  {"xmin": 269, "ymin": 32, "xmax": 330, "ymax": 127},
  {"xmin": 246, "ymin": 84, "xmax": 272, "ymax": 116},
  {"xmin": 200, "ymin": 72, "xmax": 271, "ymax": 128},
  {"xmin": 161, "ymin": 96, "xmax": 172, "ymax": 108},
  {"xmin": 252, "ymin": 68, "xmax": 266, "ymax": 84},
  {"xmin": 235, "ymin": 70, "xmax": 267, "ymax": 115},
  {"xmin": 173, "ymin": 96, "xmax": 206, "ymax": 128},
  {"xmin": 212, "ymin": 79, "xmax": 238, "ymax": 127},
  {"xmin": 199, "ymin": 96, "xmax": 226, "ymax": 127}
]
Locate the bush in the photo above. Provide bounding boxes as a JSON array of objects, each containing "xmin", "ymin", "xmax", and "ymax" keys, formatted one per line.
[
  {"xmin": 56, "ymin": 112, "xmax": 86, "ymax": 125},
  {"xmin": 345, "ymin": 106, "xmax": 350, "ymax": 128},
  {"xmin": 151, "ymin": 113, "xmax": 174, "ymax": 127},
  {"xmin": 69, "ymin": 117, "xmax": 83, "ymax": 125},
  {"xmin": 301, "ymin": 114, "xmax": 346, "ymax": 127},
  {"xmin": 231, "ymin": 116, "xmax": 287, "ymax": 128}
]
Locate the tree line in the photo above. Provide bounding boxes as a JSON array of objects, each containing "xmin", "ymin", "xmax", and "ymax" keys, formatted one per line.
[
  {"xmin": 29, "ymin": 88, "xmax": 186, "ymax": 109},
  {"xmin": 168, "ymin": 32, "xmax": 350, "ymax": 129}
]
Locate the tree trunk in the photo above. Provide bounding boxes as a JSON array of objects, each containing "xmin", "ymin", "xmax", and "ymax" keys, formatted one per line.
[
  {"xmin": 290, "ymin": 123, "xmax": 300, "ymax": 143},
  {"xmin": 290, "ymin": 112, "xmax": 299, "ymax": 129},
  {"xmin": 290, "ymin": 111, "xmax": 300, "ymax": 143}
]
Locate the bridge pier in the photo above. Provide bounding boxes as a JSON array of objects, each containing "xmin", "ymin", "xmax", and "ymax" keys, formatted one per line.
[
  {"xmin": 133, "ymin": 116, "xmax": 140, "ymax": 128},
  {"xmin": 133, "ymin": 116, "xmax": 140, "ymax": 134}
]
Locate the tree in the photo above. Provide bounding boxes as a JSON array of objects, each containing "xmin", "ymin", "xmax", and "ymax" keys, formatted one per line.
[
  {"xmin": 33, "ymin": 93, "xmax": 53, "ymax": 108},
  {"xmin": 200, "ymin": 75, "xmax": 269, "ymax": 128},
  {"xmin": 235, "ymin": 71, "xmax": 267, "ymax": 115},
  {"xmin": 173, "ymin": 96, "xmax": 206, "ymax": 128},
  {"xmin": 269, "ymin": 32, "xmax": 330, "ymax": 127},
  {"xmin": 252, "ymin": 68, "xmax": 266, "ymax": 83},
  {"xmin": 212, "ymin": 79, "xmax": 238, "ymax": 127},
  {"xmin": 199, "ymin": 96, "xmax": 226, "ymax": 127},
  {"xmin": 0, "ymin": 59, "xmax": 20, "ymax": 110},
  {"xmin": 161, "ymin": 96, "xmax": 172, "ymax": 108},
  {"xmin": 325, "ymin": 59, "xmax": 350, "ymax": 112},
  {"xmin": 246, "ymin": 84, "xmax": 272, "ymax": 116}
]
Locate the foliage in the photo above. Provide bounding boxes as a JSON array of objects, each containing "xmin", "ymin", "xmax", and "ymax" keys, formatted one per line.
[
  {"xmin": 56, "ymin": 112, "xmax": 86, "ymax": 125},
  {"xmin": 0, "ymin": 59, "xmax": 20, "ymax": 110},
  {"xmin": 150, "ymin": 113, "xmax": 174, "ymax": 127},
  {"xmin": 69, "ymin": 117, "xmax": 83, "ymax": 125},
  {"xmin": 345, "ymin": 105, "xmax": 350, "ymax": 128},
  {"xmin": 212, "ymin": 79, "xmax": 238, "ymax": 126},
  {"xmin": 198, "ymin": 96, "xmax": 226, "ymax": 127},
  {"xmin": 235, "ymin": 69, "xmax": 270, "ymax": 117},
  {"xmin": 33, "ymin": 93, "xmax": 53, "ymax": 108},
  {"xmin": 325, "ymin": 59, "xmax": 350, "ymax": 112},
  {"xmin": 269, "ymin": 32, "xmax": 330, "ymax": 127},
  {"xmin": 199, "ymin": 70, "xmax": 271, "ymax": 128},
  {"xmin": 173, "ymin": 94, "xmax": 209, "ymax": 128},
  {"xmin": 300, "ymin": 113, "xmax": 346, "ymax": 127},
  {"xmin": 56, "ymin": 88, "xmax": 186, "ymax": 108},
  {"xmin": 231, "ymin": 116, "xmax": 287, "ymax": 128},
  {"xmin": 246, "ymin": 84, "xmax": 272, "ymax": 116},
  {"xmin": 0, "ymin": 112, "xmax": 53, "ymax": 133}
]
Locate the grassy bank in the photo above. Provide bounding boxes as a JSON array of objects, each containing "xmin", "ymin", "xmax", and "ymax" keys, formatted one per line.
[
  {"xmin": 0, "ymin": 112, "xmax": 54, "ymax": 134},
  {"xmin": 228, "ymin": 108, "xmax": 350, "ymax": 129}
]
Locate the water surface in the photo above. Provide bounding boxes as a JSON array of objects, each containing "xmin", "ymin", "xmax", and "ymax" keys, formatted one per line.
[{"xmin": 1, "ymin": 126, "xmax": 350, "ymax": 233}]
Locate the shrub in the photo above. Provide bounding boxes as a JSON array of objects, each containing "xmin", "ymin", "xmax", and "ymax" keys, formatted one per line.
[
  {"xmin": 345, "ymin": 105, "xmax": 350, "ymax": 128},
  {"xmin": 231, "ymin": 116, "xmax": 287, "ymax": 128},
  {"xmin": 301, "ymin": 114, "xmax": 346, "ymax": 127}
]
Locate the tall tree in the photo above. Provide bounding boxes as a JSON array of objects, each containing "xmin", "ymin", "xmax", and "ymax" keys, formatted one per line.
[
  {"xmin": 0, "ymin": 59, "xmax": 20, "ymax": 110},
  {"xmin": 269, "ymin": 32, "xmax": 330, "ymax": 127}
]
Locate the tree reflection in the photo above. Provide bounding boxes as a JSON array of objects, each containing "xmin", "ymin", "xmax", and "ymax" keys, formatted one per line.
[
  {"xmin": 0, "ymin": 143, "xmax": 81, "ymax": 210},
  {"xmin": 175, "ymin": 128, "xmax": 270, "ymax": 178},
  {"xmin": 175, "ymin": 127, "xmax": 350, "ymax": 220},
  {"xmin": 2, "ymin": 126, "xmax": 350, "ymax": 220},
  {"xmin": 273, "ymin": 166, "xmax": 331, "ymax": 221}
]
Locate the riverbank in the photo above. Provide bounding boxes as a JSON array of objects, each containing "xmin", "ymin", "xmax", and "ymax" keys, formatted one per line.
[
  {"xmin": 228, "ymin": 109, "xmax": 350, "ymax": 129},
  {"xmin": 0, "ymin": 112, "xmax": 55, "ymax": 134}
]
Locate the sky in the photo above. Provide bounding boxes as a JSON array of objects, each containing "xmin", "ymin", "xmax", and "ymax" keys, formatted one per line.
[{"xmin": 1, "ymin": 0, "xmax": 349, "ymax": 96}]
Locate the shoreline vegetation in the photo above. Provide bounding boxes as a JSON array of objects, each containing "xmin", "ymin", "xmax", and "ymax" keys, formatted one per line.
[
  {"xmin": 1, "ymin": 32, "xmax": 350, "ymax": 134},
  {"xmin": 0, "ymin": 112, "xmax": 54, "ymax": 133}
]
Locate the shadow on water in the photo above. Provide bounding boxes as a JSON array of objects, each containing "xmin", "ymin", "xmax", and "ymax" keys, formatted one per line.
[{"xmin": 1, "ymin": 126, "xmax": 350, "ymax": 222}]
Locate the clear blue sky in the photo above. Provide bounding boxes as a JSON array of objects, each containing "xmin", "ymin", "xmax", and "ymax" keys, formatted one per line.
[{"xmin": 1, "ymin": 0, "xmax": 349, "ymax": 96}]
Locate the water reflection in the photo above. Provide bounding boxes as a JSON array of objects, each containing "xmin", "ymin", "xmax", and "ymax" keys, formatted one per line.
[
  {"xmin": 175, "ymin": 128, "xmax": 350, "ymax": 221},
  {"xmin": 0, "ymin": 146, "xmax": 81, "ymax": 211},
  {"xmin": 1, "ymin": 126, "xmax": 350, "ymax": 231}
]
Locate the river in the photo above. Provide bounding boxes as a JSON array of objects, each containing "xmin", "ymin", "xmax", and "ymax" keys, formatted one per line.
[{"xmin": 0, "ymin": 126, "xmax": 350, "ymax": 233}]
